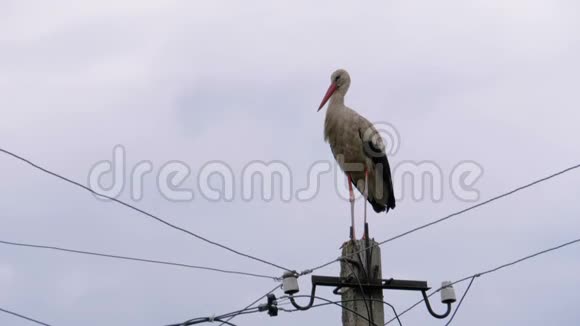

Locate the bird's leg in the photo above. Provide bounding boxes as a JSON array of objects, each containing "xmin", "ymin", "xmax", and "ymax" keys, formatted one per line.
[
  {"xmin": 364, "ymin": 169, "xmax": 368, "ymax": 225},
  {"xmin": 348, "ymin": 174, "xmax": 356, "ymax": 241},
  {"xmin": 362, "ymin": 168, "xmax": 369, "ymax": 240}
]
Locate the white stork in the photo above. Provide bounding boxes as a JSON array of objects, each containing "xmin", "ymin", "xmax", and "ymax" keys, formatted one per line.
[{"xmin": 318, "ymin": 69, "xmax": 396, "ymax": 239}]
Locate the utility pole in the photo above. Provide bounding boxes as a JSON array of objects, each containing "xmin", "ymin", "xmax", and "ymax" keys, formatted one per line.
[
  {"xmin": 284, "ymin": 226, "xmax": 457, "ymax": 325},
  {"xmin": 341, "ymin": 234, "xmax": 384, "ymax": 326}
]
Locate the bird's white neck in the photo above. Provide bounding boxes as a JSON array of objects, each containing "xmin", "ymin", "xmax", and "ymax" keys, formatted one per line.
[{"xmin": 328, "ymin": 92, "xmax": 345, "ymax": 109}]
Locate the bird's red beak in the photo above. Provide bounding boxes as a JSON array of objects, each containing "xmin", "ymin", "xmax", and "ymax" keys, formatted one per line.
[{"xmin": 318, "ymin": 82, "xmax": 337, "ymax": 111}]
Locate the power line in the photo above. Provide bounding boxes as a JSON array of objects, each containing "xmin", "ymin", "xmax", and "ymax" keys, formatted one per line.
[
  {"xmin": 384, "ymin": 236, "xmax": 580, "ymax": 325},
  {"xmin": 0, "ymin": 239, "xmax": 278, "ymax": 281},
  {"xmin": 281, "ymin": 294, "xmax": 375, "ymax": 325},
  {"xmin": 166, "ymin": 309, "xmax": 256, "ymax": 326},
  {"xmin": 167, "ymin": 285, "xmax": 402, "ymax": 326},
  {"xmin": 343, "ymin": 260, "xmax": 372, "ymax": 326},
  {"xmin": 168, "ymin": 316, "xmax": 242, "ymax": 326},
  {"xmin": 382, "ymin": 301, "xmax": 402, "ymax": 326},
  {"xmin": 207, "ymin": 319, "xmax": 237, "ymax": 326},
  {"xmin": 0, "ymin": 148, "xmax": 292, "ymax": 273},
  {"xmin": 218, "ymin": 284, "xmax": 281, "ymax": 326},
  {"xmin": 445, "ymin": 276, "xmax": 476, "ymax": 326},
  {"xmin": 303, "ymin": 163, "xmax": 580, "ymax": 275},
  {"xmin": 279, "ymin": 294, "xmax": 402, "ymax": 326},
  {"xmin": 0, "ymin": 307, "xmax": 53, "ymax": 326},
  {"xmin": 167, "ymin": 286, "xmax": 281, "ymax": 326}
]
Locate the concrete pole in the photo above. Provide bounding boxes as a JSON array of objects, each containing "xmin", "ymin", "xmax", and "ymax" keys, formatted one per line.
[{"xmin": 341, "ymin": 238, "xmax": 384, "ymax": 326}]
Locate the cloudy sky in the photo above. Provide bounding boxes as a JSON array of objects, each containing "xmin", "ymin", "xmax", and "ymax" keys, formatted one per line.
[{"xmin": 1, "ymin": 1, "xmax": 580, "ymax": 325}]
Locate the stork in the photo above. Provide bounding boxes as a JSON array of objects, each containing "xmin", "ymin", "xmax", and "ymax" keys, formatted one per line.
[{"xmin": 318, "ymin": 69, "xmax": 396, "ymax": 240}]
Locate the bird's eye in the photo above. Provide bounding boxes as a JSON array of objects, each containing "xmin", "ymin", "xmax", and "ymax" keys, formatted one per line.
[{"xmin": 334, "ymin": 75, "xmax": 340, "ymax": 82}]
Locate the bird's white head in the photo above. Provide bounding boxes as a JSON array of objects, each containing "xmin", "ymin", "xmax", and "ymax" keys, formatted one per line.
[{"xmin": 317, "ymin": 69, "xmax": 351, "ymax": 111}]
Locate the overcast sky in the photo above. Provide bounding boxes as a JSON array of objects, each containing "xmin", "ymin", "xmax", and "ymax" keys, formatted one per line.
[{"xmin": 1, "ymin": 1, "xmax": 580, "ymax": 325}]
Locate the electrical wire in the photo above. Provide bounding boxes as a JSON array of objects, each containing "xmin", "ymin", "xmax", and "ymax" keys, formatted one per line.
[
  {"xmin": 0, "ymin": 239, "xmax": 278, "ymax": 280},
  {"xmin": 330, "ymin": 298, "xmax": 402, "ymax": 326},
  {"xmin": 280, "ymin": 295, "xmax": 402, "ymax": 326},
  {"xmin": 282, "ymin": 294, "xmax": 375, "ymax": 324},
  {"xmin": 343, "ymin": 259, "xmax": 372, "ymax": 326},
  {"xmin": 302, "ymin": 163, "xmax": 580, "ymax": 275},
  {"xmin": 0, "ymin": 148, "xmax": 292, "ymax": 272},
  {"xmin": 166, "ymin": 317, "xmax": 206, "ymax": 326},
  {"xmin": 384, "ymin": 236, "xmax": 580, "ymax": 325},
  {"xmin": 218, "ymin": 284, "xmax": 281, "ymax": 326},
  {"xmin": 212, "ymin": 319, "xmax": 237, "ymax": 326},
  {"xmin": 382, "ymin": 300, "xmax": 403, "ymax": 326},
  {"xmin": 218, "ymin": 308, "xmax": 261, "ymax": 319},
  {"xmin": 166, "ymin": 287, "xmax": 280, "ymax": 326},
  {"xmin": 0, "ymin": 307, "xmax": 53, "ymax": 326},
  {"xmin": 4, "ymin": 146, "xmax": 579, "ymax": 326},
  {"xmin": 168, "ymin": 317, "xmax": 239, "ymax": 326},
  {"xmin": 445, "ymin": 276, "xmax": 476, "ymax": 326}
]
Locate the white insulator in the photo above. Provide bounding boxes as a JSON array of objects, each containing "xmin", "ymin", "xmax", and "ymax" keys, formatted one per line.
[
  {"xmin": 282, "ymin": 272, "xmax": 299, "ymax": 294},
  {"xmin": 440, "ymin": 281, "xmax": 456, "ymax": 304}
]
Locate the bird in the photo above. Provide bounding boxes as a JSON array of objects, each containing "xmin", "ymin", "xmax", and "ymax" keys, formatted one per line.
[{"xmin": 317, "ymin": 69, "xmax": 395, "ymax": 240}]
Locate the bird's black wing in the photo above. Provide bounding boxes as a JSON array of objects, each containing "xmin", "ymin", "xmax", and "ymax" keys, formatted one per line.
[{"xmin": 358, "ymin": 127, "xmax": 396, "ymax": 213}]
